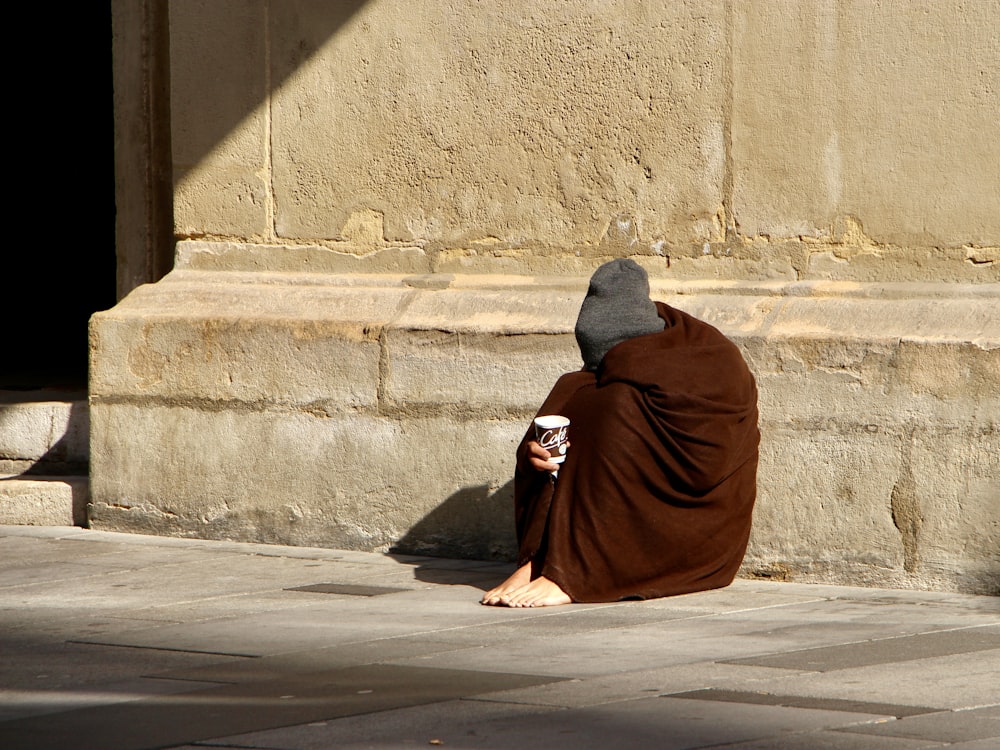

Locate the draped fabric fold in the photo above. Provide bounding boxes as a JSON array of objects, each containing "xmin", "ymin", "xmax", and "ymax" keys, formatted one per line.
[{"xmin": 514, "ymin": 302, "xmax": 760, "ymax": 603}]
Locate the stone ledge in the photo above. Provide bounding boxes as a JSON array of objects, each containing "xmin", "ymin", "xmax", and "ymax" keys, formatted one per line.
[
  {"xmin": 88, "ymin": 270, "xmax": 1000, "ymax": 594},
  {"xmin": 0, "ymin": 476, "xmax": 89, "ymax": 527},
  {"xmin": 0, "ymin": 391, "xmax": 89, "ymax": 474}
]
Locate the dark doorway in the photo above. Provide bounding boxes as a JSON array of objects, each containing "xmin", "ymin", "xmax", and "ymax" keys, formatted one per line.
[{"xmin": 1, "ymin": 7, "xmax": 118, "ymax": 390}]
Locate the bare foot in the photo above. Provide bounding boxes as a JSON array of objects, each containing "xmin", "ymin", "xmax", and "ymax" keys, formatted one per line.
[
  {"xmin": 501, "ymin": 576, "xmax": 572, "ymax": 608},
  {"xmin": 481, "ymin": 562, "xmax": 532, "ymax": 605}
]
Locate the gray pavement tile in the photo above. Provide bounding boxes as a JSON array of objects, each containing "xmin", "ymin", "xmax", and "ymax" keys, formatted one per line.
[
  {"xmin": 41, "ymin": 528, "xmax": 348, "ymax": 560},
  {"xmin": 835, "ymin": 708, "xmax": 1000, "ymax": 743},
  {"xmin": 640, "ymin": 584, "xmax": 829, "ymax": 614},
  {"xmin": 0, "ymin": 640, "xmax": 249, "ymax": 693},
  {"xmin": 0, "ymin": 526, "xmax": 88, "ymax": 540},
  {"xmin": 0, "ymin": 664, "xmax": 565, "ymax": 750},
  {"xmin": 944, "ymin": 740, "xmax": 1000, "ymax": 750},
  {"xmin": 71, "ymin": 592, "xmax": 549, "ymax": 657},
  {"xmin": 105, "ymin": 590, "xmax": 321, "ymax": 625},
  {"xmin": 712, "ymin": 596, "xmax": 1000, "ymax": 634},
  {"xmin": 712, "ymin": 729, "xmax": 945, "ymax": 749},
  {"xmin": 464, "ymin": 661, "xmax": 811, "ymax": 709},
  {"xmin": 283, "ymin": 582, "xmax": 411, "ymax": 596},
  {"xmin": 388, "ymin": 601, "xmax": 695, "ymax": 648},
  {"xmin": 0, "ymin": 536, "xmax": 137, "ymax": 566},
  {"xmin": 191, "ymin": 697, "xmax": 561, "ymax": 749},
  {"xmin": 832, "ymin": 590, "xmax": 1000, "ymax": 612},
  {"xmin": 741, "ymin": 580, "xmax": 997, "ymax": 610},
  {"xmin": 722, "ymin": 625, "xmax": 1000, "ymax": 672},
  {"xmin": 154, "ymin": 638, "xmax": 482, "ymax": 684},
  {"xmin": 663, "ymin": 687, "xmax": 940, "ymax": 717},
  {"xmin": 0, "ymin": 608, "xmax": 178, "ymax": 643},
  {"xmin": 0, "ymin": 677, "xmax": 228, "ymax": 723},
  {"xmin": 1, "ymin": 554, "xmax": 407, "ymax": 615},
  {"xmin": 726, "ymin": 648, "xmax": 1000, "ymax": 711},
  {"xmin": 173, "ymin": 696, "xmax": 906, "ymax": 750},
  {"xmin": 260, "ymin": 695, "xmax": 893, "ymax": 750},
  {"xmin": 0, "ymin": 559, "xmax": 151, "ymax": 588},
  {"xmin": 386, "ymin": 625, "xmax": 775, "ymax": 678},
  {"xmin": 385, "ymin": 611, "xmax": 975, "ymax": 679}
]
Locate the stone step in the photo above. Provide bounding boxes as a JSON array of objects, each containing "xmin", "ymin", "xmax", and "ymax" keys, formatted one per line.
[
  {"xmin": 0, "ymin": 475, "xmax": 89, "ymax": 526},
  {"xmin": 0, "ymin": 389, "xmax": 89, "ymax": 476}
]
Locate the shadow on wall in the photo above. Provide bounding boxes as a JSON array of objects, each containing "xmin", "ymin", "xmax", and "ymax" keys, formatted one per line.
[
  {"xmin": 177, "ymin": 0, "xmax": 372, "ymax": 179},
  {"xmin": 390, "ymin": 479, "xmax": 518, "ymax": 563}
]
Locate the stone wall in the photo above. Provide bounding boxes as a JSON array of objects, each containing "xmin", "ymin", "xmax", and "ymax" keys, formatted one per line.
[{"xmin": 96, "ymin": 0, "xmax": 1000, "ymax": 594}]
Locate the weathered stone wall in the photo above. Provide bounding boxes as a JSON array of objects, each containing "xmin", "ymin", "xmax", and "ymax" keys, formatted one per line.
[
  {"xmin": 94, "ymin": 1, "xmax": 1000, "ymax": 594},
  {"xmin": 169, "ymin": 0, "xmax": 998, "ymax": 276}
]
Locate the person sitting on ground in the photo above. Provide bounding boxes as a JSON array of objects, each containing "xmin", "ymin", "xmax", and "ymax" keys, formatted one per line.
[{"xmin": 482, "ymin": 258, "xmax": 760, "ymax": 608}]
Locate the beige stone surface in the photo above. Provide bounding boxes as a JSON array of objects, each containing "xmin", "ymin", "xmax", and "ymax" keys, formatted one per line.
[
  {"xmin": 165, "ymin": 2, "xmax": 1000, "ymax": 278},
  {"xmin": 0, "ymin": 477, "xmax": 88, "ymax": 527},
  {"xmin": 89, "ymin": 403, "xmax": 521, "ymax": 559},
  {"xmin": 89, "ymin": 275, "xmax": 406, "ymax": 408},
  {"xmin": 382, "ymin": 330, "xmax": 579, "ymax": 415},
  {"xmin": 170, "ymin": 0, "xmax": 271, "ymax": 238},
  {"xmin": 732, "ymin": 0, "xmax": 1000, "ymax": 247},
  {"xmin": 0, "ymin": 399, "xmax": 88, "ymax": 466},
  {"xmin": 268, "ymin": 0, "xmax": 727, "ymax": 250}
]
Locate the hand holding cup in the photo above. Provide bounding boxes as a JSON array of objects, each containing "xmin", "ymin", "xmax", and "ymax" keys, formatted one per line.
[{"xmin": 532, "ymin": 415, "xmax": 570, "ymax": 475}]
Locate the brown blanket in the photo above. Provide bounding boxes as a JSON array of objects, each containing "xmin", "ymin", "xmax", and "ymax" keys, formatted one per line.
[{"xmin": 514, "ymin": 302, "xmax": 760, "ymax": 602}]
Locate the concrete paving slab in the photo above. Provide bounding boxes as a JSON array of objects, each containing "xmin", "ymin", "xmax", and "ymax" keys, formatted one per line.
[
  {"xmin": 152, "ymin": 638, "xmax": 478, "ymax": 685},
  {"xmin": 461, "ymin": 661, "xmax": 811, "ymax": 710},
  {"xmin": 709, "ymin": 595, "xmax": 1000, "ymax": 631},
  {"xmin": 385, "ymin": 607, "xmax": 986, "ymax": 679},
  {"xmin": 723, "ymin": 625, "xmax": 1000, "ymax": 671},
  {"xmin": 194, "ymin": 696, "xmax": 905, "ymax": 750},
  {"xmin": 724, "ymin": 648, "xmax": 1000, "ymax": 711},
  {"xmin": 0, "ymin": 676, "xmax": 228, "ymax": 723},
  {"xmin": 0, "ymin": 535, "xmax": 139, "ymax": 565},
  {"xmin": 835, "ymin": 706, "xmax": 1000, "ymax": 743},
  {"xmin": 73, "ymin": 593, "xmax": 549, "ymax": 657},
  {"xmin": 193, "ymin": 698, "xmax": 563, "ymax": 750},
  {"xmin": 0, "ymin": 641, "xmax": 247, "ymax": 694},
  {"xmin": 665, "ymin": 687, "xmax": 941, "ymax": 716},
  {"xmin": 638, "ymin": 581, "xmax": 830, "ymax": 613},
  {"xmin": 102, "ymin": 590, "xmax": 322, "ymax": 625},
  {"xmin": 946, "ymin": 741, "xmax": 1000, "ymax": 750},
  {"xmin": 0, "ymin": 664, "xmax": 565, "ymax": 750},
  {"xmin": 384, "ymin": 602, "xmax": 693, "ymax": 648},
  {"xmin": 1, "ymin": 527, "xmax": 997, "ymax": 750},
  {"xmin": 716, "ymin": 730, "xmax": 944, "ymax": 749}
]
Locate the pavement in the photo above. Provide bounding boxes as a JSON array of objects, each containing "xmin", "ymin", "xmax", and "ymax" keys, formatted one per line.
[{"xmin": 0, "ymin": 525, "xmax": 998, "ymax": 750}]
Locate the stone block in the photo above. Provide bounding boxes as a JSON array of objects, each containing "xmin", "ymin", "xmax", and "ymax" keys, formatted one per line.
[
  {"xmin": 169, "ymin": 0, "xmax": 270, "ymax": 237},
  {"xmin": 383, "ymin": 329, "xmax": 579, "ymax": 415},
  {"xmin": 89, "ymin": 274, "xmax": 405, "ymax": 410},
  {"xmin": 732, "ymin": 1, "xmax": 1000, "ymax": 246},
  {"xmin": 0, "ymin": 394, "xmax": 89, "ymax": 474},
  {"xmin": 89, "ymin": 403, "xmax": 520, "ymax": 560},
  {"xmin": 0, "ymin": 477, "xmax": 88, "ymax": 526},
  {"xmin": 267, "ymin": 0, "xmax": 727, "ymax": 247}
]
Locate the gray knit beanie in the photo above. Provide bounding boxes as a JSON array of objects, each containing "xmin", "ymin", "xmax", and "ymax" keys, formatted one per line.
[{"xmin": 575, "ymin": 259, "xmax": 664, "ymax": 371}]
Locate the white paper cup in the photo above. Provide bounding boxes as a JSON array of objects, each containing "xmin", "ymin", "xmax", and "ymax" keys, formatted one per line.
[{"xmin": 533, "ymin": 415, "xmax": 570, "ymax": 464}]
